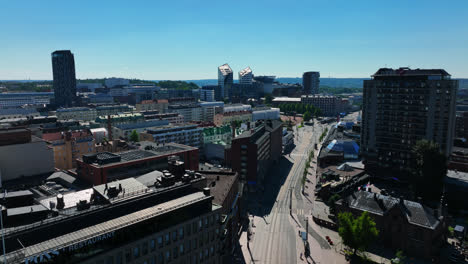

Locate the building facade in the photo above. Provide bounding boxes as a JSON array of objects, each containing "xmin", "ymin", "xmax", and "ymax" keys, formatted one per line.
[
  {"xmin": 218, "ymin": 64, "xmax": 233, "ymax": 99},
  {"xmin": 302, "ymin": 71, "xmax": 320, "ymax": 95},
  {"xmin": 361, "ymin": 68, "xmax": 457, "ymax": 171},
  {"xmin": 226, "ymin": 120, "xmax": 282, "ymax": 188},
  {"xmin": 214, "ymin": 111, "xmax": 252, "ymax": 127},
  {"xmin": 76, "ymin": 142, "xmax": 199, "ymax": 184},
  {"xmin": 239, "ymin": 67, "xmax": 253, "ymax": 85},
  {"xmin": 0, "ymin": 128, "xmax": 54, "ymax": 183},
  {"xmin": 43, "ymin": 130, "xmax": 96, "ymax": 170},
  {"xmin": 301, "ymin": 95, "xmax": 340, "ymax": 116},
  {"xmin": 0, "ymin": 92, "xmax": 54, "ymax": 108},
  {"xmin": 140, "ymin": 124, "xmax": 203, "ymax": 148},
  {"xmin": 56, "ymin": 107, "xmax": 97, "ymax": 121},
  {"xmin": 52, "ymin": 50, "xmax": 77, "ymax": 107},
  {"xmin": 200, "ymin": 89, "xmax": 215, "ymax": 102}
]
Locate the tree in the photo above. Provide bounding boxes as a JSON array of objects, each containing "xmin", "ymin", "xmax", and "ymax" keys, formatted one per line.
[
  {"xmin": 314, "ymin": 108, "xmax": 322, "ymax": 117},
  {"xmin": 393, "ymin": 250, "xmax": 406, "ymax": 264},
  {"xmin": 130, "ymin": 130, "xmax": 139, "ymax": 142},
  {"xmin": 265, "ymin": 94, "xmax": 274, "ymax": 105},
  {"xmin": 338, "ymin": 211, "xmax": 379, "ymax": 255},
  {"xmin": 303, "ymin": 111, "xmax": 311, "ymax": 122},
  {"xmin": 412, "ymin": 140, "xmax": 447, "ymax": 201}
]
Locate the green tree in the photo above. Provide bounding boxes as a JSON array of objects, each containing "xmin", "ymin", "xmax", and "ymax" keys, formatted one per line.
[
  {"xmin": 412, "ymin": 140, "xmax": 447, "ymax": 201},
  {"xmin": 265, "ymin": 94, "xmax": 274, "ymax": 105},
  {"xmin": 314, "ymin": 108, "xmax": 322, "ymax": 117},
  {"xmin": 394, "ymin": 250, "xmax": 406, "ymax": 264},
  {"xmin": 130, "ymin": 130, "xmax": 139, "ymax": 142},
  {"xmin": 303, "ymin": 111, "xmax": 311, "ymax": 122},
  {"xmin": 338, "ymin": 211, "xmax": 379, "ymax": 255}
]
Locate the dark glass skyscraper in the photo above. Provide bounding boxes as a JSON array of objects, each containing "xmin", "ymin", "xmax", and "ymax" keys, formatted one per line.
[
  {"xmin": 52, "ymin": 50, "xmax": 76, "ymax": 107},
  {"xmin": 302, "ymin": 71, "xmax": 320, "ymax": 95}
]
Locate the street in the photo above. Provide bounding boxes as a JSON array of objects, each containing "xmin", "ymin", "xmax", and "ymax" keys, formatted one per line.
[{"xmin": 242, "ymin": 119, "xmax": 344, "ymax": 264}]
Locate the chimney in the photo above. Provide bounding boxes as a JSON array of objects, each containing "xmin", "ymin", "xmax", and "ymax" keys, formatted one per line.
[
  {"xmin": 247, "ymin": 122, "xmax": 251, "ymax": 130},
  {"xmin": 399, "ymin": 196, "xmax": 404, "ymax": 205},
  {"xmin": 417, "ymin": 196, "xmax": 422, "ymax": 205},
  {"xmin": 107, "ymin": 115, "xmax": 113, "ymax": 141},
  {"xmin": 203, "ymin": 187, "xmax": 210, "ymax": 196}
]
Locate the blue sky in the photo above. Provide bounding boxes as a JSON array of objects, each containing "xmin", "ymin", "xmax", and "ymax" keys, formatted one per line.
[{"xmin": 1, "ymin": 0, "xmax": 467, "ymax": 80}]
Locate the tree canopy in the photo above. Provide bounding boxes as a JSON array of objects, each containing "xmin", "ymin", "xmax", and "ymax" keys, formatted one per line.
[
  {"xmin": 338, "ymin": 211, "xmax": 379, "ymax": 255},
  {"xmin": 130, "ymin": 130, "xmax": 139, "ymax": 142},
  {"xmin": 412, "ymin": 140, "xmax": 447, "ymax": 201}
]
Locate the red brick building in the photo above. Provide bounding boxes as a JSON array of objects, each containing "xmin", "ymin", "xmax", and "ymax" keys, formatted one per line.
[
  {"xmin": 336, "ymin": 191, "xmax": 446, "ymax": 260},
  {"xmin": 226, "ymin": 120, "xmax": 282, "ymax": 188},
  {"xmin": 75, "ymin": 142, "xmax": 198, "ymax": 185}
]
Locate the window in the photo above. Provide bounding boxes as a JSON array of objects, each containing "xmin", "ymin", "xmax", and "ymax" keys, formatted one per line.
[
  {"xmin": 193, "ymin": 238, "xmax": 197, "ymax": 249},
  {"xmin": 198, "ymin": 220, "xmax": 203, "ymax": 230},
  {"xmin": 165, "ymin": 251, "xmax": 171, "ymax": 262},
  {"xmin": 133, "ymin": 246, "xmax": 140, "ymax": 258},
  {"xmin": 180, "ymin": 244, "xmax": 185, "ymax": 255},
  {"xmin": 165, "ymin": 233, "xmax": 170, "ymax": 245},
  {"xmin": 210, "ymin": 246, "xmax": 214, "ymax": 256},
  {"xmin": 172, "ymin": 231, "xmax": 177, "ymax": 241},
  {"xmin": 179, "ymin": 227, "xmax": 184, "ymax": 239},
  {"xmin": 125, "ymin": 249, "xmax": 131, "ymax": 262},
  {"xmin": 115, "ymin": 253, "xmax": 123, "ymax": 264},
  {"xmin": 158, "ymin": 236, "xmax": 163, "ymax": 248},
  {"xmin": 150, "ymin": 239, "xmax": 156, "ymax": 251},
  {"xmin": 204, "ymin": 217, "xmax": 208, "ymax": 228},
  {"xmin": 105, "ymin": 256, "xmax": 114, "ymax": 264},
  {"xmin": 142, "ymin": 242, "xmax": 148, "ymax": 255},
  {"xmin": 173, "ymin": 247, "xmax": 178, "ymax": 259}
]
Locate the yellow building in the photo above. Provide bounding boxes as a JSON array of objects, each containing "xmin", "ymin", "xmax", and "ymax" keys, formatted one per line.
[{"xmin": 43, "ymin": 130, "xmax": 96, "ymax": 170}]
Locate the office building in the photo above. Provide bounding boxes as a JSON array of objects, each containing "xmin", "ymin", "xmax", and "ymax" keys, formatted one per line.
[
  {"xmin": 0, "ymin": 92, "xmax": 54, "ymax": 108},
  {"xmin": 253, "ymin": 76, "xmax": 276, "ymax": 94},
  {"xmin": 168, "ymin": 104, "xmax": 202, "ymax": 122},
  {"xmin": 0, "ymin": 128, "xmax": 54, "ymax": 184},
  {"xmin": 95, "ymin": 104, "xmax": 134, "ymax": 116},
  {"xmin": 42, "ymin": 130, "xmax": 95, "ymax": 170},
  {"xmin": 140, "ymin": 123, "xmax": 203, "ymax": 148},
  {"xmin": 239, "ymin": 67, "xmax": 253, "ymax": 85},
  {"xmin": 218, "ymin": 64, "xmax": 233, "ymax": 99},
  {"xmin": 226, "ymin": 120, "xmax": 282, "ymax": 187},
  {"xmin": 56, "ymin": 107, "xmax": 97, "ymax": 121},
  {"xmin": 200, "ymin": 102, "xmax": 224, "ymax": 122},
  {"xmin": 301, "ymin": 95, "xmax": 341, "ymax": 116},
  {"xmin": 76, "ymin": 142, "xmax": 199, "ymax": 185},
  {"xmin": 455, "ymin": 111, "xmax": 468, "ymax": 139},
  {"xmin": 302, "ymin": 71, "xmax": 320, "ymax": 95},
  {"xmin": 143, "ymin": 112, "xmax": 184, "ymax": 124},
  {"xmin": 203, "ymin": 85, "xmax": 223, "ymax": 102},
  {"xmin": 361, "ymin": 68, "xmax": 457, "ymax": 171},
  {"xmin": 214, "ymin": 111, "xmax": 252, "ymax": 127},
  {"xmin": 96, "ymin": 113, "xmax": 145, "ymax": 126},
  {"xmin": 105, "ymin": 78, "xmax": 130, "ymax": 88},
  {"xmin": 200, "ymin": 88, "xmax": 215, "ymax": 102},
  {"xmin": 252, "ymin": 107, "xmax": 280, "ymax": 121},
  {"xmin": 112, "ymin": 120, "xmax": 169, "ymax": 140},
  {"xmin": 0, "ymin": 108, "xmax": 40, "ymax": 119},
  {"xmin": 1, "ymin": 170, "xmax": 222, "ymax": 264},
  {"xmin": 199, "ymin": 171, "xmax": 241, "ymax": 260},
  {"xmin": 52, "ymin": 50, "xmax": 77, "ymax": 107}
]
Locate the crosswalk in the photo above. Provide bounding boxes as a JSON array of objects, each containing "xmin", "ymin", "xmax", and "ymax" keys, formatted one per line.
[{"xmin": 271, "ymin": 206, "xmax": 311, "ymax": 216}]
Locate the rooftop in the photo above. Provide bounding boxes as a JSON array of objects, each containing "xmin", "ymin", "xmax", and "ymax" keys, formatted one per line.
[
  {"xmin": 445, "ymin": 170, "xmax": 468, "ymax": 188},
  {"xmin": 372, "ymin": 67, "xmax": 451, "ymax": 77},
  {"xmin": 343, "ymin": 191, "xmax": 440, "ymax": 230},
  {"xmin": 200, "ymin": 171, "xmax": 238, "ymax": 206},
  {"xmin": 218, "ymin": 63, "xmax": 233, "ymax": 75},
  {"xmin": 239, "ymin": 67, "xmax": 252, "ymax": 77}
]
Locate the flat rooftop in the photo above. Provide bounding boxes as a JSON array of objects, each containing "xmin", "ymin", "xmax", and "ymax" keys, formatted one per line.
[{"xmin": 4, "ymin": 192, "xmax": 213, "ymax": 263}]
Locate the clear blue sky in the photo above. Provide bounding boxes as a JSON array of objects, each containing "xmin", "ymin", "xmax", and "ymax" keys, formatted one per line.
[{"xmin": 1, "ymin": 0, "xmax": 467, "ymax": 80}]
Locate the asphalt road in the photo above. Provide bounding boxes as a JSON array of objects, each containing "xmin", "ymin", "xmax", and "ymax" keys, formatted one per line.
[{"xmin": 246, "ymin": 120, "xmax": 332, "ymax": 263}]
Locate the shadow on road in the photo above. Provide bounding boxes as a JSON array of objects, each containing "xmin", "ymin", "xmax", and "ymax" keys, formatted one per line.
[{"xmin": 246, "ymin": 156, "xmax": 293, "ymax": 218}]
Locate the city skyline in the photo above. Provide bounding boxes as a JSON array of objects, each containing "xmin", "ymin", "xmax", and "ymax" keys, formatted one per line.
[{"xmin": 1, "ymin": 0, "xmax": 468, "ymax": 80}]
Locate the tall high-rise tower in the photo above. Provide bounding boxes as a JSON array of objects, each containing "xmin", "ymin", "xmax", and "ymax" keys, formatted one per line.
[
  {"xmin": 361, "ymin": 67, "xmax": 457, "ymax": 171},
  {"xmin": 302, "ymin": 71, "xmax": 320, "ymax": 95},
  {"xmin": 239, "ymin": 67, "xmax": 253, "ymax": 85},
  {"xmin": 218, "ymin": 63, "xmax": 233, "ymax": 99},
  {"xmin": 52, "ymin": 50, "xmax": 76, "ymax": 107}
]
